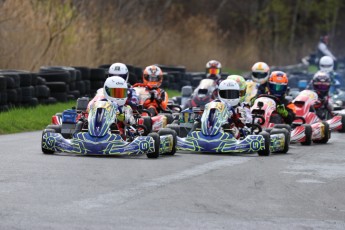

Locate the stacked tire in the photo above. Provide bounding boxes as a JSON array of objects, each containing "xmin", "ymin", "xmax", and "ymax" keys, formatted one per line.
[
  {"xmin": 0, "ymin": 75, "xmax": 8, "ymax": 111},
  {"xmin": 89, "ymin": 68, "xmax": 107, "ymax": 96}
]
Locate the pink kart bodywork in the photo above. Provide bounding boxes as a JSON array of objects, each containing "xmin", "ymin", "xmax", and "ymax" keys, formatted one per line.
[
  {"xmin": 293, "ymin": 90, "xmax": 343, "ymax": 132},
  {"xmin": 251, "ymin": 96, "xmax": 310, "ymax": 144}
]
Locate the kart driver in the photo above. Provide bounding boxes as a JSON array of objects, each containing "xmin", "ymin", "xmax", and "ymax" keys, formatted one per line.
[
  {"xmin": 318, "ymin": 56, "xmax": 341, "ymax": 95},
  {"xmin": 87, "ymin": 62, "xmax": 139, "ymax": 111},
  {"xmin": 103, "ymin": 76, "xmax": 136, "ymax": 136},
  {"xmin": 258, "ymin": 71, "xmax": 296, "ymax": 124},
  {"xmin": 310, "ymin": 71, "xmax": 334, "ymax": 113},
  {"xmin": 132, "ymin": 65, "xmax": 169, "ymax": 116},
  {"xmin": 247, "ymin": 62, "xmax": 270, "ymax": 106},
  {"xmin": 217, "ymin": 79, "xmax": 252, "ymax": 138},
  {"xmin": 206, "ymin": 60, "xmax": 222, "ymax": 84}
]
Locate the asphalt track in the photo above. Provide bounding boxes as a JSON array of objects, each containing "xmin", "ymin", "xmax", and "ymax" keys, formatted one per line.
[{"xmin": 1, "ymin": 131, "xmax": 345, "ymax": 229}]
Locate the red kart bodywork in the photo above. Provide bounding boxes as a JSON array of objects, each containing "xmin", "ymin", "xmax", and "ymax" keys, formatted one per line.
[
  {"xmin": 294, "ymin": 90, "xmax": 342, "ymax": 132},
  {"xmin": 251, "ymin": 96, "xmax": 311, "ymax": 144}
]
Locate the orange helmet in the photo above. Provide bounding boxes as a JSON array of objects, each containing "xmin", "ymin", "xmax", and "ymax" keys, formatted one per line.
[
  {"xmin": 268, "ymin": 71, "xmax": 288, "ymax": 97},
  {"xmin": 143, "ymin": 65, "xmax": 163, "ymax": 88}
]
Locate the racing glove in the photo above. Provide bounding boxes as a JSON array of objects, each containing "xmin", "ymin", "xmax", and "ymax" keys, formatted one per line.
[
  {"xmin": 151, "ymin": 90, "xmax": 161, "ymax": 102},
  {"xmin": 276, "ymin": 104, "xmax": 288, "ymax": 117}
]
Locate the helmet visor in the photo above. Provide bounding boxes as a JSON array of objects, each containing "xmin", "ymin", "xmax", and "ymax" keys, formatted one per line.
[
  {"xmin": 252, "ymin": 72, "xmax": 268, "ymax": 79},
  {"xmin": 144, "ymin": 75, "xmax": 162, "ymax": 82},
  {"xmin": 313, "ymin": 82, "xmax": 330, "ymax": 91},
  {"xmin": 320, "ymin": 64, "xmax": 333, "ymax": 68},
  {"xmin": 219, "ymin": 89, "xmax": 239, "ymax": 99},
  {"xmin": 105, "ymin": 87, "xmax": 127, "ymax": 98},
  {"xmin": 207, "ymin": 68, "xmax": 220, "ymax": 75},
  {"xmin": 268, "ymin": 83, "xmax": 287, "ymax": 95}
]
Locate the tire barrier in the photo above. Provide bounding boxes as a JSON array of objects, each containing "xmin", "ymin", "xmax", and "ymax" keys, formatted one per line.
[{"xmin": 0, "ymin": 63, "xmax": 210, "ymax": 112}]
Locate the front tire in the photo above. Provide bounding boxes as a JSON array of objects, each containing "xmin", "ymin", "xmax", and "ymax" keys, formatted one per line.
[
  {"xmin": 257, "ymin": 131, "xmax": 270, "ymax": 156},
  {"xmin": 41, "ymin": 129, "xmax": 55, "ymax": 154},
  {"xmin": 271, "ymin": 128, "xmax": 290, "ymax": 153},
  {"xmin": 147, "ymin": 133, "xmax": 160, "ymax": 159},
  {"xmin": 158, "ymin": 128, "xmax": 177, "ymax": 155}
]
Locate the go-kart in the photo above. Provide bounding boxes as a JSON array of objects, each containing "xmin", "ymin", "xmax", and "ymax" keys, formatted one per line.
[
  {"xmin": 174, "ymin": 100, "xmax": 289, "ymax": 156},
  {"xmin": 293, "ymin": 90, "xmax": 345, "ymax": 134},
  {"xmin": 251, "ymin": 94, "xmax": 319, "ymax": 145},
  {"xmin": 181, "ymin": 79, "xmax": 218, "ymax": 109},
  {"xmin": 42, "ymin": 99, "xmax": 177, "ymax": 158}
]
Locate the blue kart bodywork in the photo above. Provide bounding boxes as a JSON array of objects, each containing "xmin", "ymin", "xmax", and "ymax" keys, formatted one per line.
[
  {"xmin": 175, "ymin": 100, "xmax": 286, "ymax": 154},
  {"xmin": 41, "ymin": 100, "xmax": 174, "ymax": 156}
]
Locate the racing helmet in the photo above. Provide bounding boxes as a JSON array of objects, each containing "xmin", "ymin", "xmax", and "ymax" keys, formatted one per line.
[
  {"xmin": 103, "ymin": 76, "xmax": 128, "ymax": 106},
  {"xmin": 206, "ymin": 60, "xmax": 222, "ymax": 80},
  {"xmin": 319, "ymin": 56, "xmax": 334, "ymax": 73},
  {"xmin": 268, "ymin": 71, "xmax": 288, "ymax": 98},
  {"xmin": 312, "ymin": 71, "xmax": 331, "ymax": 98},
  {"xmin": 226, "ymin": 75, "xmax": 247, "ymax": 103},
  {"xmin": 251, "ymin": 62, "xmax": 270, "ymax": 84},
  {"xmin": 218, "ymin": 79, "xmax": 240, "ymax": 107},
  {"xmin": 143, "ymin": 65, "xmax": 163, "ymax": 88},
  {"xmin": 108, "ymin": 63, "xmax": 129, "ymax": 82}
]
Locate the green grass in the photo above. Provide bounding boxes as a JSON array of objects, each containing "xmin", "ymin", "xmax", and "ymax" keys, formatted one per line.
[
  {"xmin": 0, "ymin": 89, "xmax": 181, "ymax": 135},
  {"xmin": 0, "ymin": 101, "xmax": 76, "ymax": 134}
]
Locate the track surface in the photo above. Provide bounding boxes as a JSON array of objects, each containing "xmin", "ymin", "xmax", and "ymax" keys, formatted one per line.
[{"xmin": 1, "ymin": 131, "xmax": 345, "ymax": 229}]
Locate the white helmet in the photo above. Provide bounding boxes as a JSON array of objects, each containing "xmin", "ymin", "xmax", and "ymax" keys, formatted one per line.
[
  {"xmin": 108, "ymin": 63, "xmax": 129, "ymax": 82},
  {"xmin": 319, "ymin": 56, "xmax": 334, "ymax": 73},
  {"xmin": 103, "ymin": 76, "xmax": 127, "ymax": 106},
  {"xmin": 251, "ymin": 62, "xmax": 270, "ymax": 84},
  {"xmin": 218, "ymin": 79, "xmax": 240, "ymax": 107},
  {"xmin": 206, "ymin": 60, "xmax": 222, "ymax": 79}
]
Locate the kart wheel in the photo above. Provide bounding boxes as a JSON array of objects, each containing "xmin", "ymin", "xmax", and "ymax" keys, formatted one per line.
[
  {"xmin": 142, "ymin": 116, "xmax": 152, "ymax": 134},
  {"xmin": 147, "ymin": 133, "xmax": 160, "ymax": 159},
  {"xmin": 271, "ymin": 128, "xmax": 290, "ymax": 153},
  {"xmin": 314, "ymin": 121, "xmax": 330, "ymax": 144},
  {"xmin": 46, "ymin": 124, "xmax": 61, "ymax": 133},
  {"xmin": 158, "ymin": 128, "xmax": 177, "ymax": 155},
  {"xmin": 166, "ymin": 124, "xmax": 180, "ymax": 136},
  {"xmin": 273, "ymin": 124, "xmax": 292, "ymax": 132},
  {"xmin": 301, "ymin": 124, "xmax": 312, "ymax": 146},
  {"xmin": 257, "ymin": 131, "xmax": 270, "ymax": 156},
  {"xmin": 41, "ymin": 129, "xmax": 55, "ymax": 154},
  {"xmin": 339, "ymin": 114, "xmax": 345, "ymax": 133},
  {"xmin": 162, "ymin": 113, "xmax": 174, "ymax": 125}
]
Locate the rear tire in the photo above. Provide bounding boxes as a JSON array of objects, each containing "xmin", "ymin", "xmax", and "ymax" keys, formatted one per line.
[
  {"xmin": 338, "ymin": 114, "xmax": 345, "ymax": 133},
  {"xmin": 166, "ymin": 124, "xmax": 180, "ymax": 137},
  {"xmin": 301, "ymin": 124, "xmax": 312, "ymax": 146},
  {"xmin": 46, "ymin": 124, "xmax": 61, "ymax": 133},
  {"xmin": 158, "ymin": 128, "xmax": 177, "ymax": 155},
  {"xmin": 142, "ymin": 116, "xmax": 152, "ymax": 134},
  {"xmin": 147, "ymin": 133, "xmax": 160, "ymax": 158},
  {"xmin": 314, "ymin": 121, "xmax": 330, "ymax": 144},
  {"xmin": 257, "ymin": 131, "xmax": 270, "ymax": 156}
]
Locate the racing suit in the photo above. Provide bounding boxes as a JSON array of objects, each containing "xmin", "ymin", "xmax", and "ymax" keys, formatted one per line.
[
  {"xmin": 217, "ymin": 99, "xmax": 252, "ymax": 138},
  {"xmin": 132, "ymin": 83, "xmax": 169, "ymax": 116}
]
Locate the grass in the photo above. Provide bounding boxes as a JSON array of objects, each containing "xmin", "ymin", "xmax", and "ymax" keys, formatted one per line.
[{"xmin": 0, "ymin": 89, "xmax": 181, "ymax": 135}]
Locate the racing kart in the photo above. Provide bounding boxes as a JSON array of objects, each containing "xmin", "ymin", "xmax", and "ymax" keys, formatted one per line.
[
  {"xmin": 174, "ymin": 100, "xmax": 289, "ymax": 156},
  {"xmin": 293, "ymin": 90, "xmax": 345, "ymax": 134},
  {"xmin": 42, "ymin": 99, "xmax": 177, "ymax": 158},
  {"xmin": 251, "ymin": 94, "xmax": 329, "ymax": 145},
  {"xmin": 181, "ymin": 79, "xmax": 218, "ymax": 109}
]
